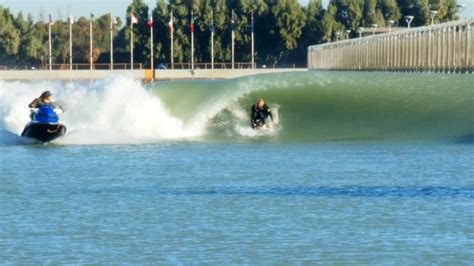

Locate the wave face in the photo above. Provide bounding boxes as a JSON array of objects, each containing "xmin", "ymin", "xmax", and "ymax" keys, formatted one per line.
[{"xmin": 1, "ymin": 71, "xmax": 473, "ymax": 144}]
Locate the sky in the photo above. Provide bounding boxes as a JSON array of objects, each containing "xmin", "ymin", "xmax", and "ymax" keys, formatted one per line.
[{"xmin": 1, "ymin": 0, "xmax": 473, "ymax": 23}]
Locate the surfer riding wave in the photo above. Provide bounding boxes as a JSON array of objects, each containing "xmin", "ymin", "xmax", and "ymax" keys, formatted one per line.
[{"xmin": 250, "ymin": 99, "xmax": 277, "ymax": 130}]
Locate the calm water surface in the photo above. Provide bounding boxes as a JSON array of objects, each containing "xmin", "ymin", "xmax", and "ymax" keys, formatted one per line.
[{"xmin": 1, "ymin": 142, "xmax": 473, "ymax": 264}]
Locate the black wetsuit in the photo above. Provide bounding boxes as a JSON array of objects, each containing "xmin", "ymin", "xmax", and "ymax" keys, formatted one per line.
[{"xmin": 251, "ymin": 104, "xmax": 273, "ymax": 128}]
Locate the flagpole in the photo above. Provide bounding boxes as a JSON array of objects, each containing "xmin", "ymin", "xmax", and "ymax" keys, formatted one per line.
[
  {"xmin": 90, "ymin": 15, "xmax": 93, "ymax": 70},
  {"xmin": 191, "ymin": 10, "xmax": 194, "ymax": 70},
  {"xmin": 211, "ymin": 30, "xmax": 214, "ymax": 70},
  {"xmin": 110, "ymin": 14, "xmax": 114, "ymax": 70},
  {"xmin": 211, "ymin": 10, "xmax": 214, "ymax": 70},
  {"xmin": 150, "ymin": 16, "xmax": 154, "ymax": 70},
  {"xmin": 48, "ymin": 18, "xmax": 52, "ymax": 70},
  {"xmin": 69, "ymin": 16, "xmax": 73, "ymax": 70},
  {"xmin": 170, "ymin": 10, "xmax": 174, "ymax": 69},
  {"xmin": 211, "ymin": 13, "xmax": 214, "ymax": 70},
  {"xmin": 130, "ymin": 14, "xmax": 134, "ymax": 70},
  {"xmin": 232, "ymin": 30, "xmax": 234, "ymax": 69},
  {"xmin": 251, "ymin": 11, "xmax": 255, "ymax": 69},
  {"xmin": 231, "ymin": 9, "xmax": 235, "ymax": 70}
]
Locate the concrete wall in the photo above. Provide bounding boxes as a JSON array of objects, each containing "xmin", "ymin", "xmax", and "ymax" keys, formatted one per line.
[
  {"xmin": 0, "ymin": 70, "xmax": 145, "ymax": 80},
  {"xmin": 154, "ymin": 68, "xmax": 307, "ymax": 80},
  {"xmin": 0, "ymin": 68, "xmax": 306, "ymax": 81}
]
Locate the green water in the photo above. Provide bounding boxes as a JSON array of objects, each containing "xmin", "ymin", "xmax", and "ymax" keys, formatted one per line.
[{"xmin": 152, "ymin": 72, "xmax": 474, "ymax": 142}]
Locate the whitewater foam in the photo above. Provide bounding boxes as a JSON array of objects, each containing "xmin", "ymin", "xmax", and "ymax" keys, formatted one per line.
[{"xmin": 1, "ymin": 77, "xmax": 198, "ymax": 144}]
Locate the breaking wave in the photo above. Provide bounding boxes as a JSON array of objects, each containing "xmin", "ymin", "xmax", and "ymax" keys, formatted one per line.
[{"xmin": 1, "ymin": 71, "xmax": 473, "ymax": 144}]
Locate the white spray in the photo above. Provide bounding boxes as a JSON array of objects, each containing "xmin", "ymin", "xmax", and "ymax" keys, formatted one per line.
[
  {"xmin": 0, "ymin": 74, "xmax": 292, "ymax": 145},
  {"xmin": 1, "ymin": 77, "xmax": 196, "ymax": 144}
]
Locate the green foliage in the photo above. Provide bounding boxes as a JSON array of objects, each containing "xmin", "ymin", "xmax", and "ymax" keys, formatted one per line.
[
  {"xmin": 397, "ymin": 0, "xmax": 430, "ymax": 26},
  {"xmin": 0, "ymin": 6, "xmax": 21, "ymax": 65},
  {"xmin": 429, "ymin": 0, "xmax": 458, "ymax": 22},
  {"xmin": 0, "ymin": 0, "xmax": 463, "ymax": 68}
]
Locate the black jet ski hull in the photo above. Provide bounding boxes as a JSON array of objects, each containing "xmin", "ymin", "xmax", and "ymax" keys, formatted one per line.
[{"xmin": 21, "ymin": 123, "xmax": 67, "ymax": 143}]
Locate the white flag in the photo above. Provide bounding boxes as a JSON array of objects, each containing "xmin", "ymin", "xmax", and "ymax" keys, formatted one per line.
[
  {"xmin": 69, "ymin": 15, "xmax": 74, "ymax": 24},
  {"xmin": 168, "ymin": 14, "xmax": 173, "ymax": 33},
  {"xmin": 131, "ymin": 13, "xmax": 138, "ymax": 24},
  {"xmin": 49, "ymin": 14, "xmax": 54, "ymax": 25}
]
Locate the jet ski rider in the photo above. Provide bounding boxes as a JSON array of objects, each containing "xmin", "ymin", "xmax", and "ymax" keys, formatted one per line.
[
  {"xmin": 28, "ymin": 91, "xmax": 60, "ymax": 109},
  {"xmin": 28, "ymin": 91, "xmax": 63, "ymax": 120},
  {"xmin": 250, "ymin": 99, "xmax": 276, "ymax": 129}
]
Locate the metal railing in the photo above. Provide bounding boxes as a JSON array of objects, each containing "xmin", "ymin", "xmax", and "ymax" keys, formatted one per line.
[
  {"xmin": 308, "ymin": 19, "xmax": 473, "ymax": 73},
  {"xmin": 0, "ymin": 62, "xmax": 305, "ymax": 72},
  {"xmin": 43, "ymin": 62, "xmax": 251, "ymax": 70},
  {"xmin": 167, "ymin": 62, "xmax": 253, "ymax": 69},
  {"xmin": 45, "ymin": 63, "xmax": 143, "ymax": 70}
]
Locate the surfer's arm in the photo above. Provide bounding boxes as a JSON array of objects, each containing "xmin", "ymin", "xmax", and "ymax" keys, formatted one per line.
[
  {"xmin": 267, "ymin": 107, "xmax": 274, "ymax": 122},
  {"xmin": 250, "ymin": 106, "xmax": 258, "ymax": 126},
  {"xmin": 250, "ymin": 105, "xmax": 257, "ymax": 120}
]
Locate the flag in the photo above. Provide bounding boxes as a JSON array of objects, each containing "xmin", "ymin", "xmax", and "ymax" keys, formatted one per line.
[
  {"xmin": 190, "ymin": 10, "xmax": 195, "ymax": 33},
  {"xmin": 48, "ymin": 14, "xmax": 54, "ymax": 25},
  {"xmin": 69, "ymin": 15, "xmax": 74, "ymax": 24},
  {"xmin": 251, "ymin": 11, "xmax": 254, "ymax": 33},
  {"xmin": 209, "ymin": 20, "xmax": 215, "ymax": 33},
  {"xmin": 231, "ymin": 9, "xmax": 236, "ymax": 31},
  {"xmin": 131, "ymin": 13, "xmax": 138, "ymax": 24},
  {"xmin": 113, "ymin": 16, "xmax": 118, "ymax": 25},
  {"xmin": 168, "ymin": 12, "xmax": 173, "ymax": 33},
  {"xmin": 209, "ymin": 10, "xmax": 215, "ymax": 33},
  {"xmin": 90, "ymin": 13, "xmax": 94, "ymax": 21},
  {"xmin": 148, "ymin": 15, "xmax": 153, "ymax": 29}
]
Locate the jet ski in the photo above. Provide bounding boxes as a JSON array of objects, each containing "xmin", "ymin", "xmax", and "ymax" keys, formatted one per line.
[{"xmin": 21, "ymin": 105, "xmax": 67, "ymax": 143}]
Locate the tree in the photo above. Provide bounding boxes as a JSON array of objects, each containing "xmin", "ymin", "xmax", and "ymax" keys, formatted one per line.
[
  {"xmin": 17, "ymin": 13, "xmax": 47, "ymax": 67},
  {"xmin": 293, "ymin": 0, "xmax": 326, "ymax": 64},
  {"xmin": 125, "ymin": 0, "xmax": 150, "ymax": 66},
  {"xmin": 152, "ymin": 0, "xmax": 171, "ymax": 64},
  {"xmin": 363, "ymin": 0, "xmax": 385, "ymax": 26},
  {"xmin": 270, "ymin": 0, "xmax": 307, "ymax": 64},
  {"xmin": 397, "ymin": 0, "xmax": 430, "ymax": 27},
  {"xmin": 331, "ymin": 0, "xmax": 363, "ymax": 31},
  {"xmin": 379, "ymin": 0, "xmax": 401, "ymax": 23},
  {"xmin": 0, "ymin": 6, "xmax": 21, "ymax": 66},
  {"xmin": 429, "ymin": 0, "xmax": 458, "ymax": 22}
]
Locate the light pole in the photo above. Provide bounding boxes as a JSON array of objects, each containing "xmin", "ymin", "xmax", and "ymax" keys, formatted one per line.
[
  {"xmin": 430, "ymin": 10, "xmax": 438, "ymax": 26},
  {"xmin": 388, "ymin": 20, "xmax": 394, "ymax": 32},
  {"xmin": 346, "ymin": 30, "xmax": 351, "ymax": 39},
  {"xmin": 371, "ymin": 24, "xmax": 378, "ymax": 35},
  {"xmin": 405, "ymin": 15, "xmax": 414, "ymax": 29},
  {"xmin": 251, "ymin": 10, "xmax": 255, "ymax": 69},
  {"xmin": 358, "ymin": 27, "xmax": 364, "ymax": 38},
  {"xmin": 69, "ymin": 15, "xmax": 73, "ymax": 70},
  {"xmin": 456, "ymin": 4, "xmax": 466, "ymax": 20}
]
